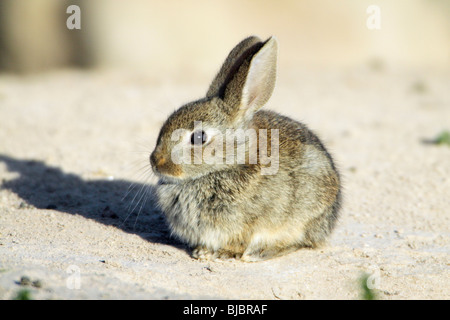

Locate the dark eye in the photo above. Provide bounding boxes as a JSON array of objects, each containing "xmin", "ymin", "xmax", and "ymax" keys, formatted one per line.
[{"xmin": 190, "ymin": 130, "xmax": 207, "ymax": 145}]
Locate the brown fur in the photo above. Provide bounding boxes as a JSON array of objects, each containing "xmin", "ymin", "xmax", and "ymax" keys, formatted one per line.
[{"xmin": 150, "ymin": 36, "xmax": 341, "ymax": 261}]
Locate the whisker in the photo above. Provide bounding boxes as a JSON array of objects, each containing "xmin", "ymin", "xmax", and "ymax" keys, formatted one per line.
[
  {"xmin": 121, "ymin": 165, "xmax": 150, "ymax": 201},
  {"xmin": 133, "ymin": 182, "xmax": 153, "ymax": 230},
  {"xmin": 121, "ymin": 168, "xmax": 155, "ymax": 229},
  {"xmin": 119, "ymin": 137, "xmax": 159, "ymax": 230}
]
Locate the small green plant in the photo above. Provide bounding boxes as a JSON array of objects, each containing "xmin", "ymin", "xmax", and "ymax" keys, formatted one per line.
[
  {"xmin": 13, "ymin": 289, "xmax": 33, "ymax": 300},
  {"xmin": 433, "ymin": 131, "xmax": 450, "ymax": 146},
  {"xmin": 360, "ymin": 273, "xmax": 378, "ymax": 300},
  {"xmin": 422, "ymin": 130, "xmax": 450, "ymax": 147}
]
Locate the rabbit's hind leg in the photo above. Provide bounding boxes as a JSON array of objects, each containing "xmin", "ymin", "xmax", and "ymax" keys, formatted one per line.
[{"xmin": 241, "ymin": 242, "xmax": 302, "ymax": 262}]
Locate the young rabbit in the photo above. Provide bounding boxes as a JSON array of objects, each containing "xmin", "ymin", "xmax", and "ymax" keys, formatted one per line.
[{"xmin": 150, "ymin": 36, "xmax": 341, "ymax": 262}]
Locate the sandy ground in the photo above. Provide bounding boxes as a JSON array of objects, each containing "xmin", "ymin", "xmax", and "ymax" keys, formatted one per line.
[{"xmin": 0, "ymin": 64, "xmax": 449, "ymax": 300}]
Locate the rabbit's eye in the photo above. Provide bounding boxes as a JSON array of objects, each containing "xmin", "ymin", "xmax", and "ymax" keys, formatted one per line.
[{"xmin": 191, "ymin": 130, "xmax": 207, "ymax": 145}]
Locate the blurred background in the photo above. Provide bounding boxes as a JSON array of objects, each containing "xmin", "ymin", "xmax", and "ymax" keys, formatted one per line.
[{"xmin": 0, "ymin": 0, "xmax": 449, "ymax": 76}]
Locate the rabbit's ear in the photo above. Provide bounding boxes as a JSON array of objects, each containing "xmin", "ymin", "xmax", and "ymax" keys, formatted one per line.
[
  {"xmin": 238, "ymin": 37, "xmax": 277, "ymax": 118},
  {"xmin": 216, "ymin": 37, "xmax": 277, "ymax": 123},
  {"xmin": 206, "ymin": 36, "xmax": 262, "ymax": 99}
]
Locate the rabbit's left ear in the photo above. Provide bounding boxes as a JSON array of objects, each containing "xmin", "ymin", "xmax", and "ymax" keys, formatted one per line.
[{"xmin": 238, "ymin": 37, "xmax": 277, "ymax": 119}]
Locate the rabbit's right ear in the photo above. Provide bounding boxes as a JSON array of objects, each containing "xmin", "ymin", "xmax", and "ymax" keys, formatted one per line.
[
  {"xmin": 207, "ymin": 36, "xmax": 278, "ymax": 124},
  {"xmin": 206, "ymin": 36, "xmax": 262, "ymax": 99}
]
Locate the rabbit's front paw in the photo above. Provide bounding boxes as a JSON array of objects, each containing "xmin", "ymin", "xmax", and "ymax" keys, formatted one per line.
[
  {"xmin": 192, "ymin": 246, "xmax": 213, "ymax": 260},
  {"xmin": 192, "ymin": 246, "xmax": 240, "ymax": 261}
]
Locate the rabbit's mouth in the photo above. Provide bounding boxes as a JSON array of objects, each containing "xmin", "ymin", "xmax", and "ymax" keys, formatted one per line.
[
  {"xmin": 150, "ymin": 151, "xmax": 185, "ymax": 182},
  {"xmin": 151, "ymin": 165, "xmax": 184, "ymax": 183}
]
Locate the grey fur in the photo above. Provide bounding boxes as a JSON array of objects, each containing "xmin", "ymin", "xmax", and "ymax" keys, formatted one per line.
[{"xmin": 150, "ymin": 36, "xmax": 341, "ymax": 262}]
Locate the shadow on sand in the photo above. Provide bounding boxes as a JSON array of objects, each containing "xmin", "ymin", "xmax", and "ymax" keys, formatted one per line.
[{"xmin": 0, "ymin": 154, "xmax": 183, "ymax": 248}]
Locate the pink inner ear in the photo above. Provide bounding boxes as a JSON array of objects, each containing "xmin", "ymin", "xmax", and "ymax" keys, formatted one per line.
[
  {"xmin": 247, "ymin": 91, "xmax": 259, "ymax": 109},
  {"xmin": 240, "ymin": 37, "xmax": 277, "ymax": 114}
]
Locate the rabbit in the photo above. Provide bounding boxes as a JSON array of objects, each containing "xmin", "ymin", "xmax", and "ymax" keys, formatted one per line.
[{"xmin": 150, "ymin": 36, "xmax": 341, "ymax": 262}]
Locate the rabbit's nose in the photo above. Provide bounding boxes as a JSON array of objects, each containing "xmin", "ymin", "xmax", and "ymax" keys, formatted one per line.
[
  {"xmin": 150, "ymin": 152, "xmax": 166, "ymax": 168},
  {"xmin": 150, "ymin": 152, "xmax": 157, "ymax": 167}
]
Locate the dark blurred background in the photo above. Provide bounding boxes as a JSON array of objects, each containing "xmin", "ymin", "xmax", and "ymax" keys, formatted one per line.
[{"xmin": 0, "ymin": 0, "xmax": 449, "ymax": 75}]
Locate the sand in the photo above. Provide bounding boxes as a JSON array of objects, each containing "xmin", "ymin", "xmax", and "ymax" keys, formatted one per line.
[{"xmin": 0, "ymin": 64, "xmax": 449, "ymax": 300}]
